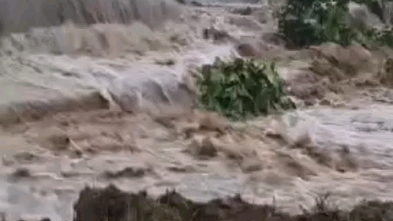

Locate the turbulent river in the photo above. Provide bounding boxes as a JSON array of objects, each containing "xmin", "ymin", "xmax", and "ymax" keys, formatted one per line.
[{"xmin": 0, "ymin": 0, "xmax": 393, "ymax": 220}]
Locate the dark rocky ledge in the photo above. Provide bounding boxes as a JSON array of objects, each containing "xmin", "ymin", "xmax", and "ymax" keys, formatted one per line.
[{"xmin": 70, "ymin": 184, "xmax": 393, "ymax": 221}]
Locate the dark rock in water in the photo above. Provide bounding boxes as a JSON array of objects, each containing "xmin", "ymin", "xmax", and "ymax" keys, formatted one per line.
[
  {"xmin": 72, "ymin": 185, "xmax": 393, "ymax": 221},
  {"xmin": 101, "ymin": 167, "xmax": 148, "ymax": 179},
  {"xmin": 190, "ymin": 1, "xmax": 204, "ymax": 7},
  {"xmin": 236, "ymin": 42, "xmax": 261, "ymax": 57},
  {"xmin": 230, "ymin": 6, "xmax": 252, "ymax": 16},
  {"xmin": 202, "ymin": 28, "xmax": 232, "ymax": 42},
  {"xmin": 235, "ymin": 39, "xmax": 271, "ymax": 58},
  {"xmin": 175, "ymin": 0, "xmax": 186, "ymax": 4},
  {"xmin": 9, "ymin": 168, "xmax": 31, "ymax": 182},
  {"xmin": 15, "ymin": 217, "xmax": 51, "ymax": 221}
]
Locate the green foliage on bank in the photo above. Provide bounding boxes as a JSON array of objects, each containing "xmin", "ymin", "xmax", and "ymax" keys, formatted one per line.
[
  {"xmin": 278, "ymin": 0, "xmax": 393, "ymax": 48},
  {"xmin": 195, "ymin": 59, "xmax": 295, "ymax": 120}
]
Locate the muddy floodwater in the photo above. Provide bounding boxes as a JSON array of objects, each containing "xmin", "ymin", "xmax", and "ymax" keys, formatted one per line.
[
  {"xmin": 0, "ymin": 105, "xmax": 392, "ymax": 220},
  {"xmin": 0, "ymin": 0, "xmax": 393, "ymax": 220}
]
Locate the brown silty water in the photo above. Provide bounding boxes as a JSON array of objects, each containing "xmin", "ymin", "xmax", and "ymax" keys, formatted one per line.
[{"xmin": 1, "ymin": 0, "xmax": 393, "ymax": 221}]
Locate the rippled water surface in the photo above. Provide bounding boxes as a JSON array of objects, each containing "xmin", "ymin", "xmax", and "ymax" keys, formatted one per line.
[
  {"xmin": 0, "ymin": 106, "xmax": 392, "ymax": 221},
  {"xmin": 304, "ymin": 106, "xmax": 393, "ymax": 168}
]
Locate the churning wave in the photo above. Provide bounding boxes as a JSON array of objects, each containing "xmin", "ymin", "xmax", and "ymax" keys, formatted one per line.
[{"xmin": 0, "ymin": 0, "xmax": 182, "ymax": 35}]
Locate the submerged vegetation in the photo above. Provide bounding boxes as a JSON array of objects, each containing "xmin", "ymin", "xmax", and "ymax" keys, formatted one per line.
[
  {"xmin": 195, "ymin": 59, "xmax": 295, "ymax": 120},
  {"xmin": 194, "ymin": 0, "xmax": 393, "ymax": 120},
  {"xmin": 278, "ymin": 0, "xmax": 393, "ymax": 48}
]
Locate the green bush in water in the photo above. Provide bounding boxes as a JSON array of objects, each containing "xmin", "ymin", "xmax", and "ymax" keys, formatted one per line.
[
  {"xmin": 196, "ymin": 59, "xmax": 295, "ymax": 120},
  {"xmin": 278, "ymin": 0, "xmax": 393, "ymax": 48},
  {"xmin": 363, "ymin": 25, "xmax": 393, "ymax": 48},
  {"xmin": 278, "ymin": 0, "xmax": 355, "ymax": 47}
]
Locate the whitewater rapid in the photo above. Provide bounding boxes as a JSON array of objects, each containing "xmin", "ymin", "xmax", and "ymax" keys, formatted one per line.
[{"xmin": 0, "ymin": 1, "xmax": 393, "ymax": 221}]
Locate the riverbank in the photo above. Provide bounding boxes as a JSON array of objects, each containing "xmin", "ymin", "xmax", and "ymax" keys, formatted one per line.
[{"xmin": 72, "ymin": 185, "xmax": 393, "ymax": 221}]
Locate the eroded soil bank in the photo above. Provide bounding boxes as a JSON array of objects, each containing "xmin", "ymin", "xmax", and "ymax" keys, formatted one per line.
[{"xmin": 70, "ymin": 185, "xmax": 393, "ymax": 221}]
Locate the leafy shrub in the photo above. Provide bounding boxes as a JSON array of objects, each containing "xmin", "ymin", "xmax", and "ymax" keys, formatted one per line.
[
  {"xmin": 278, "ymin": 0, "xmax": 352, "ymax": 47},
  {"xmin": 278, "ymin": 0, "xmax": 393, "ymax": 48},
  {"xmin": 195, "ymin": 59, "xmax": 295, "ymax": 120},
  {"xmin": 363, "ymin": 25, "xmax": 393, "ymax": 47}
]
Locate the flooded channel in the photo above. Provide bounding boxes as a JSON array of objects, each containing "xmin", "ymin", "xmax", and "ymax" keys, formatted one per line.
[{"xmin": 0, "ymin": 0, "xmax": 392, "ymax": 220}]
